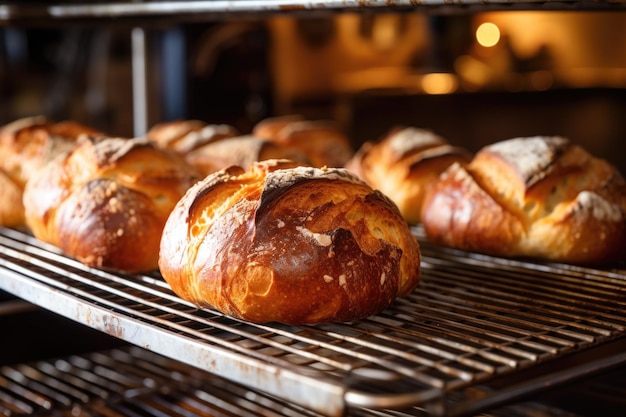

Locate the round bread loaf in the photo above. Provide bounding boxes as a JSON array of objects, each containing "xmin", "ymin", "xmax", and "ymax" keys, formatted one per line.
[
  {"xmin": 345, "ymin": 127, "xmax": 471, "ymax": 224},
  {"xmin": 23, "ymin": 135, "xmax": 200, "ymax": 272},
  {"xmin": 159, "ymin": 159, "xmax": 421, "ymax": 324},
  {"xmin": 421, "ymin": 136, "xmax": 626, "ymax": 265},
  {"xmin": 0, "ymin": 116, "xmax": 101, "ymax": 227},
  {"xmin": 253, "ymin": 116, "xmax": 353, "ymax": 168}
]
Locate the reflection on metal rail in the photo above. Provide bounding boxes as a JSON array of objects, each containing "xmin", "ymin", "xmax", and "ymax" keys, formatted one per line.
[{"xmin": 0, "ymin": 0, "xmax": 624, "ymax": 22}]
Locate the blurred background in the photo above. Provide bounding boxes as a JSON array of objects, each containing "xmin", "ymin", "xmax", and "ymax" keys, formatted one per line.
[{"xmin": 0, "ymin": 11, "xmax": 624, "ymax": 169}]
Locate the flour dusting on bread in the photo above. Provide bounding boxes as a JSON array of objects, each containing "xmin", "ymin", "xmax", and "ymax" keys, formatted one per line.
[{"xmin": 485, "ymin": 136, "xmax": 569, "ymax": 187}]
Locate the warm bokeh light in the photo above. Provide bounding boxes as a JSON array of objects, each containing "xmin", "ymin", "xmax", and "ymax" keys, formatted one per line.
[
  {"xmin": 421, "ymin": 73, "xmax": 458, "ymax": 94},
  {"xmin": 476, "ymin": 22, "xmax": 501, "ymax": 47},
  {"xmin": 455, "ymin": 55, "xmax": 491, "ymax": 88}
]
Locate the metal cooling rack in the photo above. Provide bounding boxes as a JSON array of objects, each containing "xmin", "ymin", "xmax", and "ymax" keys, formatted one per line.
[{"xmin": 0, "ymin": 227, "xmax": 626, "ymax": 416}]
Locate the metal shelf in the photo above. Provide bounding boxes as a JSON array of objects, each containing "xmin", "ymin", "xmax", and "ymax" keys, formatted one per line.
[
  {"xmin": 7, "ymin": 344, "xmax": 615, "ymax": 417},
  {"xmin": 0, "ymin": 0, "xmax": 624, "ymax": 23},
  {"xmin": 1, "ymin": 227, "xmax": 626, "ymax": 416}
]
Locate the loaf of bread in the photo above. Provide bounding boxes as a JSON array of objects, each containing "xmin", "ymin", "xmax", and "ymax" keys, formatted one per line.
[
  {"xmin": 0, "ymin": 169, "xmax": 23, "ymax": 227},
  {"xmin": 159, "ymin": 159, "xmax": 421, "ymax": 324},
  {"xmin": 146, "ymin": 119, "xmax": 309, "ymax": 176},
  {"xmin": 23, "ymin": 135, "xmax": 200, "ymax": 272},
  {"xmin": 0, "ymin": 116, "xmax": 101, "ymax": 227},
  {"xmin": 421, "ymin": 136, "xmax": 626, "ymax": 265},
  {"xmin": 345, "ymin": 127, "xmax": 471, "ymax": 224},
  {"xmin": 184, "ymin": 135, "xmax": 311, "ymax": 176},
  {"xmin": 253, "ymin": 116, "xmax": 353, "ymax": 168},
  {"xmin": 146, "ymin": 119, "xmax": 239, "ymax": 154}
]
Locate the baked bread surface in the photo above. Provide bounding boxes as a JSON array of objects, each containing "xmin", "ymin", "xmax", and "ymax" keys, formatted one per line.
[
  {"xmin": 346, "ymin": 127, "xmax": 471, "ymax": 224},
  {"xmin": 421, "ymin": 136, "xmax": 626, "ymax": 265},
  {"xmin": 23, "ymin": 135, "xmax": 200, "ymax": 272},
  {"xmin": 0, "ymin": 116, "xmax": 100, "ymax": 227},
  {"xmin": 146, "ymin": 119, "xmax": 239, "ymax": 154},
  {"xmin": 253, "ymin": 116, "xmax": 353, "ymax": 168},
  {"xmin": 184, "ymin": 135, "xmax": 311, "ymax": 176},
  {"xmin": 159, "ymin": 159, "xmax": 421, "ymax": 324}
]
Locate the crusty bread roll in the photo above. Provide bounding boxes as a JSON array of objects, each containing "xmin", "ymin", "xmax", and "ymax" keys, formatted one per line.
[
  {"xmin": 159, "ymin": 159, "xmax": 421, "ymax": 324},
  {"xmin": 421, "ymin": 136, "xmax": 626, "ymax": 265},
  {"xmin": 0, "ymin": 169, "xmax": 23, "ymax": 227},
  {"xmin": 23, "ymin": 135, "xmax": 200, "ymax": 272},
  {"xmin": 0, "ymin": 116, "xmax": 101, "ymax": 227},
  {"xmin": 253, "ymin": 116, "xmax": 353, "ymax": 168},
  {"xmin": 146, "ymin": 119, "xmax": 239, "ymax": 154},
  {"xmin": 345, "ymin": 127, "xmax": 471, "ymax": 224},
  {"xmin": 145, "ymin": 120, "xmax": 308, "ymax": 176},
  {"xmin": 184, "ymin": 135, "xmax": 311, "ymax": 176}
]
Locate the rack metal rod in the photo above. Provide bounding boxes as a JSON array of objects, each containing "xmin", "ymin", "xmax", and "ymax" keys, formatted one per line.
[
  {"xmin": 131, "ymin": 27, "xmax": 148, "ymax": 137},
  {"xmin": 0, "ymin": 0, "xmax": 623, "ymax": 22}
]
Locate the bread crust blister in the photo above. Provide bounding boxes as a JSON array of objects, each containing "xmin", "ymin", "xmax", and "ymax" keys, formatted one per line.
[{"xmin": 159, "ymin": 160, "xmax": 421, "ymax": 324}]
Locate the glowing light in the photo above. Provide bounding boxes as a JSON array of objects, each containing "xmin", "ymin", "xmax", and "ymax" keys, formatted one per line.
[
  {"xmin": 421, "ymin": 73, "xmax": 458, "ymax": 95},
  {"xmin": 455, "ymin": 55, "xmax": 490, "ymax": 87},
  {"xmin": 476, "ymin": 22, "xmax": 501, "ymax": 48}
]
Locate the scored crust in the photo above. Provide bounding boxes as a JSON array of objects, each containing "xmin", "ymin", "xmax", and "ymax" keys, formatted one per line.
[
  {"xmin": 253, "ymin": 116, "xmax": 354, "ymax": 168},
  {"xmin": 421, "ymin": 136, "xmax": 626, "ymax": 265},
  {"xmin": 0, "ymin": 116, "xmax": 101, "ymax": 227},
  {"xmin": 346, "ymin": 127, "xmax": 471, "ymax": 224},
  {"xmin": 159, "ymin": 160, "xmax": 421, "ymax": 324},
  {"xmin": 23, "ymin": 135, "xmax": 200, "ymax": 272}
]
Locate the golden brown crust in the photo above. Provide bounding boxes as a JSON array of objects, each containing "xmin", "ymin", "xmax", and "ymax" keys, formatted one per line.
[
  {"xmin": 0, "ymin": 116, "xmax": 101, "ymax": 227},
  {"xmin": 146, "ymin": 119, "xmax": 240, "ymax": 154},
  {"xmin": 159, "ymin": 160, "xmax": 421, "ymax": 324},
  {"xmin": 253, "ymin": 116, "xmax": 353, "ymax": 168},
  {"xmin": 0, "ymin": 170, "xmax": 24, "ymax": 228},
  {"xmin": 184, "ymin": 135, "xmax": 311, "ymax": 176},
  {"xmin": 346, "ymin": 127, "xmax": 472, "ymax": 224},
  {"xmin": 23, "ymin": 135, "xmax": 200, "ymax": 272},
  {"xmin": 251, "ymin": 114, "xmax": 304, "ymax": 140},
  {"xmin": 421, "ymin": 136, "xmax": 626, "ymax": 265}
]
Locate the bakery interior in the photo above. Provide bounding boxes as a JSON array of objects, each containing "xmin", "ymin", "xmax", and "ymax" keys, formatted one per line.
[{"xmin": 1, "ymin": 2, "xmax": 626, "ymax": 417}]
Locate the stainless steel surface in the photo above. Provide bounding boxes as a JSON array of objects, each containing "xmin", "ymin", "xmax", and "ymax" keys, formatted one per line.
[
  {"xmin": 0, "ymin": 226, "xmax": 625, "ymax": 416},
  {"xmin": 131, "ymin": 26, "xmax": 148, "ymax": 137},
  {"xmin": 0, "ymin": 0, "xmax": 623, "ymax": 22}
]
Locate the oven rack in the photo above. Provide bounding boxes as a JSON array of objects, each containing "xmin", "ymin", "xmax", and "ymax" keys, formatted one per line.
[
  {"xmin": 2, "ymin": 344, "xmax": 602, "ymax": 417},
  {"xmin": 0, "ymin": 226, "xmax": 625, "ymax": 416}
]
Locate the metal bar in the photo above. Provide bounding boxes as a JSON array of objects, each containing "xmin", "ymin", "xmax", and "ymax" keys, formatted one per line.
[
  {"xmin": 131, "ymin": 27, "xmax": 148, "ymax": 137},
  {"xmin": 40, "ymin": 0, "xmax": 626, "ymax": 18},
  {"xmin": 446, "ymin": 341, "xmax": 626, "ymax": 417},
  {"xmin": 0, "ymin": 0, "xmax": 623, "ymax": 23}
]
